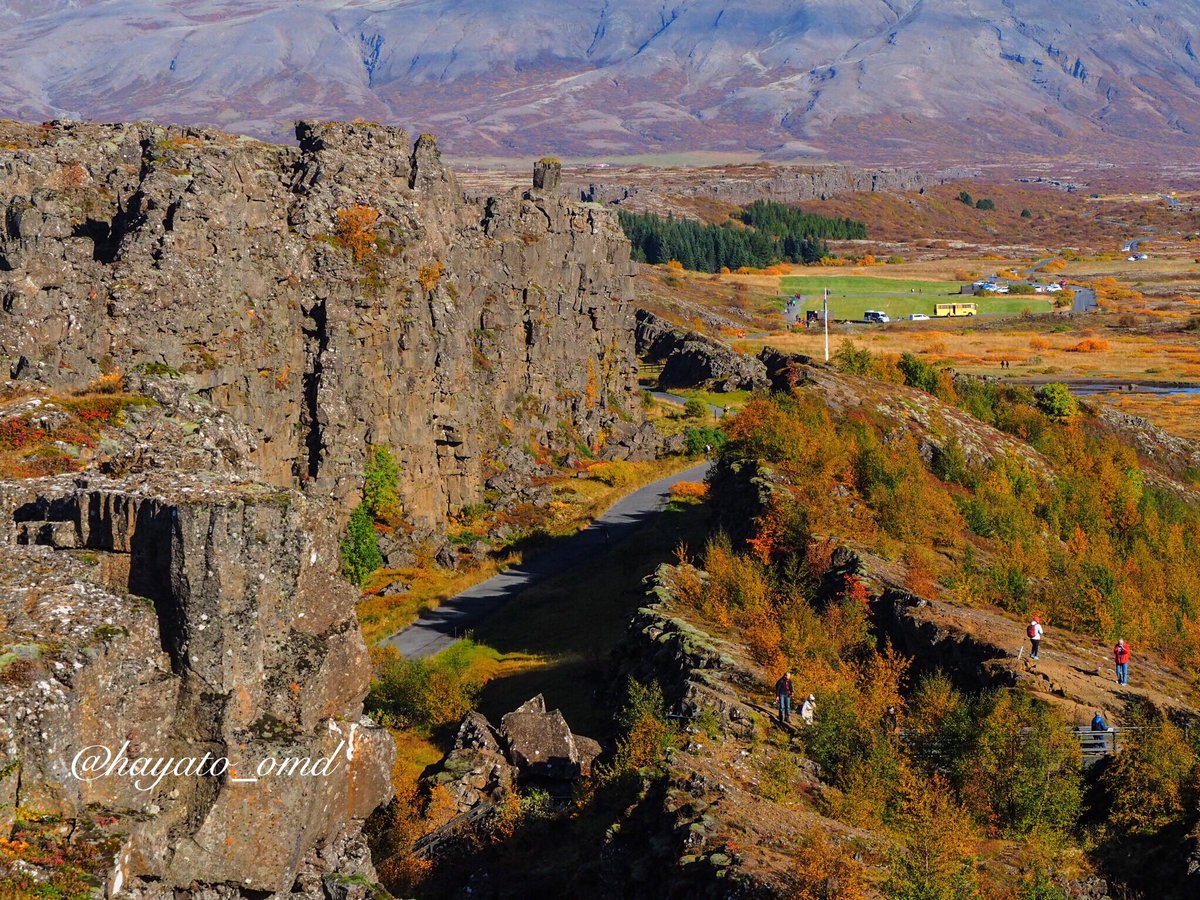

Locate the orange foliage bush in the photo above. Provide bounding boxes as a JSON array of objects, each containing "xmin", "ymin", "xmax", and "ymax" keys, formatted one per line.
[
  {"xmin": 334, "ymin": 204, "xmax": 380, "ymax": 262},
  {"xmin": 1029, "ymin": 337, "xmax": 1051, "ymax": 351},
  {"xmin": 665, "ymin": 259, "xmax": 684, "ymax": 271},
  {"xmin": 670, "ymin": 481, "xmax": 709, "ymax": 499},
  {"xmin": 1069, "ymin": 338, "xmax": 1112, "ymax": 353},
  {"xmin": 417, "ymin": 261, "xmax": 445, "ymax": 292},
  {"xmin": 84, "ymin": 368, "xmax": 124, "ymax": 395}
]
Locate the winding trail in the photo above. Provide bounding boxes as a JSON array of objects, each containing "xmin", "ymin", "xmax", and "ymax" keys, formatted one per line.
[{"xmin": 383, "ymin": 460, "xmax": 713, "ymax": 659}]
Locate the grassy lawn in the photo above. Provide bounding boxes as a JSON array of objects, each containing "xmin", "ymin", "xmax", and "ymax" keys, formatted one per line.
[{"xmin": 780, "ymin": 274, "xmax": 1050, "ymax": 319}]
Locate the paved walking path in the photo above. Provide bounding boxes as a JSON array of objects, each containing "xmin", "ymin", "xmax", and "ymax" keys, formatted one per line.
[{"xmin": 383, "ymin": 460, "xmax": 713, "ymax": 659}]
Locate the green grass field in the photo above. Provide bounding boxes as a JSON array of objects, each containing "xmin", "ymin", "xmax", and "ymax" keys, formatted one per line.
[{"xmin": 780, "ymin": 275, "xmax": 1050, "ymax": 319}]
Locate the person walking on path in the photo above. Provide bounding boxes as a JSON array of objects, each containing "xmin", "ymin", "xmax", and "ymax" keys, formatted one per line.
[
  {"xmin": 801, "ymin": 694, "xmax": 816, "ymax": 726},
  {"xmin": 1114, "ymin": 638, "xmax": 1130, "ymax": 685},
  {"xmin": 775, "ymin": 671, "xmax": 794, "ymax": 724},
  {"xmin": 1027, "ymin": 616, "xmax": 1043, "ymax": 660}
]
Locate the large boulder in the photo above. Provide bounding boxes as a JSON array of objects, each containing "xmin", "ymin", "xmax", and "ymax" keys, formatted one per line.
[
  {"xmin": 499, "ymin": 695, "xmax": 583, "ymax": 781},
  {"xmin": 636, "ymin": 309, "xmax": 767, "ymax": 392}
]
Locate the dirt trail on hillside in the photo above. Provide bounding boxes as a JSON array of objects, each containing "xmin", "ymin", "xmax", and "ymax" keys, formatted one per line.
[{"xmin": 908, "ymin": 598, "xmax": 1197, "ymax": 726}]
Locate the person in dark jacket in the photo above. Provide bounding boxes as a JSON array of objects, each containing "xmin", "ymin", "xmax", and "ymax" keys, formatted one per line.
[
  {"xmin": 1091, "ymin": 710, "xmax": 1111, "ymax": 752},
  {"xmin": 1114, "ymin": 639, "xmax": 1130, "ymax": 685},
  {"xmin": 775, "ymin": 672, "xmax": 794, "ymax": 724}
]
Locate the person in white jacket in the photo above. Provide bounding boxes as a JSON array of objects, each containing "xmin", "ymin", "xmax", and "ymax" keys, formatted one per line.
[
  {"xmin": 1027, "ymin": 617, "xmax": 1043, "ymax": 660},
  {"xmin": 800, "ymin": 694, "xmax": 816, "ymax": 726}
]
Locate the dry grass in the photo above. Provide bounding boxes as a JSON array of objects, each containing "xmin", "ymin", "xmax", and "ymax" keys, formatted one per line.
[
  {"xmin": 1095, "ymin": 393, "xmax": 1200, "ymax": 441},
  {"xmin": 746, "ymin": 326, "xmax": 1200, "ymax": 382}
]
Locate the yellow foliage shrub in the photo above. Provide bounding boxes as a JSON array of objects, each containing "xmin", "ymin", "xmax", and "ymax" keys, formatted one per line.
[
  {"xmin": 334, "ymin": 204, "xmax": 380, "ymax": 262},
  {"xmin": 417, "ymin": 260, "xmax": 445, "ymax": 292}
]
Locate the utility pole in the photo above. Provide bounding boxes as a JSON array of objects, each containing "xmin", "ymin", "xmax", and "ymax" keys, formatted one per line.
[{"xmin": 823, "ymin": 288, "xmax": 829, "ymax": 362}]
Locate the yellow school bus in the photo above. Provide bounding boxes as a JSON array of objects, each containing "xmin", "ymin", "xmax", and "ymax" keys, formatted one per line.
[{"xmin": 934, "ymin": 302, "xmax": 978, "ymax": 317}]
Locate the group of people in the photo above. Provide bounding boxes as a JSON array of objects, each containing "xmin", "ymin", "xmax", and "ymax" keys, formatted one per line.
[
  {"xmin": 1027, "ymin": 616, "xmax": 1133, "ymax": 685},
  {"xmin": 771, "ymin": 621, "xmax": 1134, "ymax": 733},
  {"xmin": 774, "ymin": 672, "xmax": 815, "ymax": 726}
]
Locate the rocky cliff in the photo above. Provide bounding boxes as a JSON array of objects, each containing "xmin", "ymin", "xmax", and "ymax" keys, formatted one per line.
[
  {"xmin": 582, "ymin": 163, "xmax": 978, "ymax": 210},
  {"xmin": 0, "ymin": 470, "xmax": 396, "ymax": 897},
  {"xmin": 0, "ymin": 119, "xmax": 640, "ymax": 527},
  {"xmin": 0, "ymin": 120, "xmax": 645, "ymax": 897}
]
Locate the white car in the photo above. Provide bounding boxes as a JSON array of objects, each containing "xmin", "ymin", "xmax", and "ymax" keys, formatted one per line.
[
  {"xmin": 1046, "ymin": 283, "xmax": 1063, "ymax": 293},
  {"xmin": 908, "ymin": 313, "xmax": 930, "ymax": 321},
  {"xmin": 864, "ymin": 310, "xmax": 890, "ymax": 324},
  {"xmin": 1137, "ymin": 253, "xmax": 1148, "ymax": 260}
]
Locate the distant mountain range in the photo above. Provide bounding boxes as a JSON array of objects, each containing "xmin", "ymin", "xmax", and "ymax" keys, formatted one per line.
[{"xmin": 3, "ymin": 1, "xmax": 1200, "ymax": 163}]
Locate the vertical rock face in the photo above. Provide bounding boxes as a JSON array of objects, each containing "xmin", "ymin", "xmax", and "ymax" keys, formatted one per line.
[
  {"xmin": 0, "ymin": 473, "xmax": 396, "ymax": 896},
  {"xmin": 0, "ymin": 120, "xmax": 640, "ymax": 526}
]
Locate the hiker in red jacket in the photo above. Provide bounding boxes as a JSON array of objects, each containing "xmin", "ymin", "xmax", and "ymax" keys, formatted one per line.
[{"xmin": 1114, "ymin": 638, "xmax": 1130, "ymax": 685}]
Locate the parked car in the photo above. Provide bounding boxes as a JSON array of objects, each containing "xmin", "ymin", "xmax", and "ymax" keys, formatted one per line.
[
  {"xmin": 907, "ymin": 313, "xmax": 930, "ymax": 321},
  {"xmin": 1137, "ymin": 253, "xmax": 1149, "ymax": 260},
  {"xmin": 1046, "ymin": 283, "xmax": 1063, "ymax": 293},
  {"xmin": 864, "ymin": 310, "xmax": 890, "ymax": 324}
]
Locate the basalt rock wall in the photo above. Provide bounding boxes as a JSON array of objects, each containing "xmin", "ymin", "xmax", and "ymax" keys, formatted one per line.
[
  {"xmin": 0, "ymin": 120, "xmax": 640, "ymax": 527},
  {"xmin": 0, "ymin": 473, "xmax": 395, "ymax": 897}
]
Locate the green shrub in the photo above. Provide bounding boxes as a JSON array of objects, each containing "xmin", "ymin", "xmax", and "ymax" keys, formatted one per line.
[
  {"xmin": 959, "ymin": 191, "xmax": 974, "ymax": 206},
  {"xmin": 1035, "ymin": 383, "xmax": 1077, "ymax": 419},
  {"xmin": 366, "ymin": 641, "xmax": 481, "ymax": 732},
  {"xmin": 960, "ymin": 692, "xmax": 1082, "ymax": 836},
  {"xmin": 833, "ymin": 340, "xmax": 874, "ymax": 376},
  {"xmin": 975, "ymin": 198, "xmax": 996, "ymax": 211},
  {"xmin": 683, "ymin": 398, "xmax": 709, "ymax": 419},
  {"xmin": 363, "ymin": 446, "xmax": 402, "ymax": 522},
  {"xmin": 340, "ymin": 504, "xmax": 383, "ymax": 585},
  {"xmin": 1021, "ymin": 209, "xmax": 1033, "ymax": 219},
  {"xmin": 898, "ymin": 352, "xmax": 940, "ymax": 395},
  {"xmin": 683, "ymin": 425, "xmax": 727, "ymax": 456}
]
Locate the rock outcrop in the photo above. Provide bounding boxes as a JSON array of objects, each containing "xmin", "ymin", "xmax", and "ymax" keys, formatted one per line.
[
  {"xmin": 581, "ymin": 163, "xmax": 979, "ymax": 209},
  {"xmin": 635, "ymin": 309, "xmax": 767, "ymax": 393},
  {"xmin": 0, "ymin": 119, "xmax": 641, "ymax": 528},
  {"xmin": 432, "ymin": 696, "xmax": 601, "ymax": 814},
  {"xmin": 0, "ymin": 471, "xmax": 396, "ymax": 897}
]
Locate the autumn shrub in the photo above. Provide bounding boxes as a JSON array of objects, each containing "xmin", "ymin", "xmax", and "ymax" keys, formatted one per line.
[
  {"xmin": 1030, "ymin": 336, "xmax": 1052, "ymax": 351},
  {"xmin": 335, "ymin": 204, "xmax": 380, "ymax": 263},
  {"xmin": 789, "ymin": 830, "xmax": 870, "ymax": 900},
  {"xmin": 84, "ymin": 368, "xmax": 124, "ymax": 394},
  {"xmin": 885, "ymin": 770, "xmax": 980, "ymax": 900},
  {"xmin": 417, "ymin": 260, "xmax": 445, "ymax": 292},
  {"xmin": 833, "ymin": 339, "xmax": 874, "ymax": 376},
  {"xmin": 959, "ymin": 692, "xmax": 1083, "ymax": 837},
  {"xmin": 1099, "ymin": 703, "xmax": 1197, "ymax": 835},
  {"xmin": 1068, "ymin": 338, "xmax": 1111, "ymax": 353},
  {"xmin": 670, "ymin": 480, "xmax": 709, "ymax": 500},
  {"xmin": 605, "ymin": 678, "xmax": 678, "ymax": 778}
]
